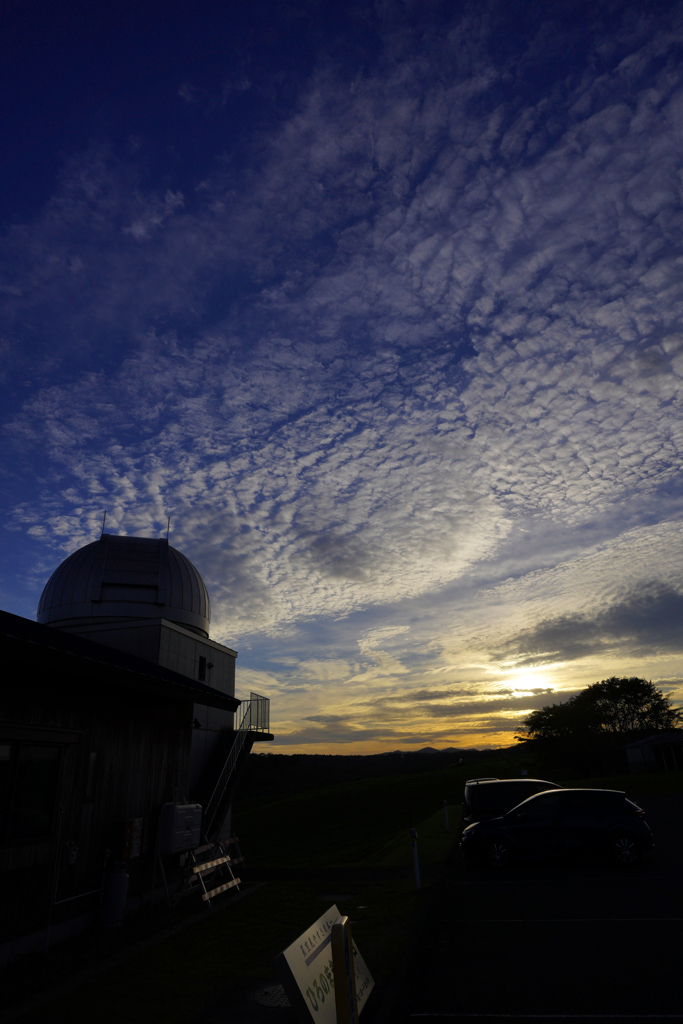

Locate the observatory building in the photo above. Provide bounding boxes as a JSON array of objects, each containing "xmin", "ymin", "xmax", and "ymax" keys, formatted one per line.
[
  {"xmin": 36, "ymin": 534, "xmax": 241, "ymax": 795},
  {"xmin": 0, "ymin": 534, "xmax": 272, "ymax": 964}
]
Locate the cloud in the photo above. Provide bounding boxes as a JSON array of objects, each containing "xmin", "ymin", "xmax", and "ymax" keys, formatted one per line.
[
  {"xmin": 273, "ymin": 719, "xmax": 513, "ymax": 748},
  {"xmin": 296, "ymin": 659, "xmax": 357, "ymax": 683},
  {"xmin": 348, "ymin": 684, "xmax": 560, "ymax": 723},
  {"xmin": 4, "ymin": 330, "xmax": 510, "ymax": 635},
  {"xmin": 501, "ymin": 585, "xmax": 683, "ymax": 667}
]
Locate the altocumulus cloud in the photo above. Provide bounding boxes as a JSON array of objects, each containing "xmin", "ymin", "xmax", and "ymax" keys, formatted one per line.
[
  {"xmin": 501, "ymin": 585, "xmax": 683, "ymax": 668},
  {"xmin": 2, "ymin": 0, "xmax": 683, "ymax": 750}
]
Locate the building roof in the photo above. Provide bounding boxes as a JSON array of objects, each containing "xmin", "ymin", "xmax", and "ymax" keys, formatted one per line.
[
  {"xmin": 0, "ymin": 610, "xmax": 239, "ymax": 711},
  {"xmin": 37, "ymin": 534, "xmax": 211, "ymax": 637},
  {"xmin": 624, "ymin": 729, "xmax": 683, "ymax": 748}
]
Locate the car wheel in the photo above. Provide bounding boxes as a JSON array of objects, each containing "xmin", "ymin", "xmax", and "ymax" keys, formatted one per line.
[
  {"xmin": 612, "ymin": 833, "xmax": 641, "ymax": 865},
  {"xmin": 485, "ymin": 838, "xmax": 513, "ymax": 868}
]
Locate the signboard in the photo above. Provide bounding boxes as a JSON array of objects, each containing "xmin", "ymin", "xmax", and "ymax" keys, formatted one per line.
[{"xmin": 274, "ymin": 905, "xmax": 374, "ymax": 1024}]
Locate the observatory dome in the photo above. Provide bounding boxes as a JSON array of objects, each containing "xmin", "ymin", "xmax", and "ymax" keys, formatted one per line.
[{"xmin": 37, "ymin": 534, "xmax": 211, "ymax": 637}]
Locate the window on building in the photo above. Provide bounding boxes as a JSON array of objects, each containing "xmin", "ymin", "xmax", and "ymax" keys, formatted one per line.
[
  {"xmin": 0, "ymin": 742, "xmax": 61, "ymax": 844},
  {"xmin": 198, "ymin": 656, "xmax": 207, "ymax": 682}
]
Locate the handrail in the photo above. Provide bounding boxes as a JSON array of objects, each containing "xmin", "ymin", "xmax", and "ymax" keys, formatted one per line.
[{"xmin": 202, "ymin": 693, "xmax": 269, "ymax": 839}]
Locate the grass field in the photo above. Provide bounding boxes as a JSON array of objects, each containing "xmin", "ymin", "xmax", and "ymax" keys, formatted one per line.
[
  {"xmin": 9, "ymin": 878, "xmax": 427, "ymax": 1024},
  {"xmin": 230, "ymin": 756, "xmax": 513, "ymax": 870}
]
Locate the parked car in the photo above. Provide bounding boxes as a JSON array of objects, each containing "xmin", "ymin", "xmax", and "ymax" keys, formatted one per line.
[
  {"xmin": 460, "ymin": 788, "xmax": 653, "ymax": 866},
  {"xmin": 463, "ymin": 777, "xmax": 562, "ymax": 823}
]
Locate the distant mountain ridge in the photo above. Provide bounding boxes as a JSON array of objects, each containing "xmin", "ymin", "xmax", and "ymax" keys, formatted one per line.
[{"xmin": 382, "ymin": 746, "xmax": 499, "ymax": 756}]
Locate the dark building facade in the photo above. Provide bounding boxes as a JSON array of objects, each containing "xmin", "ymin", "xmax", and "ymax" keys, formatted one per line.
[
  {"xmin": 0, "ymin": 535, "xmax": 271, "ymax": 963},
  {"xmin": 624, "ymin": 729, "xmax": 683, "ymax": 772}
]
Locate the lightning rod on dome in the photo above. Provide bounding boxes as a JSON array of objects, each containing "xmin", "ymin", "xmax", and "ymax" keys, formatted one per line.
[{"xmin": 166, "ymin": 516, "xmax": 170, "ymax": 540}]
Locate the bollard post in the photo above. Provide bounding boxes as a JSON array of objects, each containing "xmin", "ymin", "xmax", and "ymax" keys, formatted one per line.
[
  {"xmin": 332, "ymin": 915, "xmax": 359, "ymax": 1024},
  {"xmin": 410, "ymin": 827, "xmax": 420, "ymax": 891},
  {"xmin": 444, "ymin": 798, "xmax": 450, "ymax": 833}
]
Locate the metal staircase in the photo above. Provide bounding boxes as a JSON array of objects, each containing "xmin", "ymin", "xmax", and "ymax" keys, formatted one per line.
[{"xmin": 202, "ymin": 692, "xmax": 270, "ymax": 841}]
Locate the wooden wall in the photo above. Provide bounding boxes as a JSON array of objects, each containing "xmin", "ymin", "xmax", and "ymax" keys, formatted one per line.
[{"xmin": 1, "ymin": 654, "xmax": 193, "ymax": 944}]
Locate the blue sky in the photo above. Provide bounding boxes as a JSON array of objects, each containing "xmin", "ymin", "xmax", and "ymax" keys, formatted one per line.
[{"xmin": 3, "ymin": 0, "xmax": 683, "ymax": 752}]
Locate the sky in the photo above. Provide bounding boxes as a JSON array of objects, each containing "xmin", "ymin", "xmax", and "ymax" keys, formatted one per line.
[{"xmin": 2, "ymin": 0, "xmax": 683, "ymax": 755}]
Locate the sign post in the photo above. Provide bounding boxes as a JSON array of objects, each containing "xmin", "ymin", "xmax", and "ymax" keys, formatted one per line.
[{"xmin": 332, "ymin": 915, "xmax": 358, "ymax": 1024}]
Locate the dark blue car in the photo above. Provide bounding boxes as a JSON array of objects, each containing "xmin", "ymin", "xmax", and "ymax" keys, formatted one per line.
[{"xmin": 460, "ymin": 788, "xmax": 653, "ymax": 867}]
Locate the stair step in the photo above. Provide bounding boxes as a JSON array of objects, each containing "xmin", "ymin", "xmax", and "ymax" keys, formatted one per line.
[
  {"xmin": 201, "ymin": 877, "xmax": 240, "ymax": 902},
  {"xmin": 193, "ymin": 854, "xmax": 236, "ymax": 873}
]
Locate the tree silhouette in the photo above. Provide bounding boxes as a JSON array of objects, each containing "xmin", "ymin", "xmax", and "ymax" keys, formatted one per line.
[{"xmin": 516, "ymin": 677, "xmax": 683, "ymax": 775}]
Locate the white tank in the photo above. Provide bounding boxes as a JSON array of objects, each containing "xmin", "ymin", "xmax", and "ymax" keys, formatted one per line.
[{"xmin": 157, "ymin": 803, "xmax": 202, "ymax": 854}]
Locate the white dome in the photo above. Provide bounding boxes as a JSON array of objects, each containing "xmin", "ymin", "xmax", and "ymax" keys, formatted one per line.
[{"xmin": 37, "ymin": 534, "xmax": 211, "ymax": 637}]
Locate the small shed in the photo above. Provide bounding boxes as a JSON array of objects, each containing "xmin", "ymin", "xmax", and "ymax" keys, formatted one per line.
[{"xmin": 624, "ymin": 730, "xmax": 683, "ymax": 773}]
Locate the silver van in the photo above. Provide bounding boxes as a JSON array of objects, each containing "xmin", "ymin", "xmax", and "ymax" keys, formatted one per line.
[{"xmin": 463, "ymin": 777, "xmax": 561, "ymax": 823}]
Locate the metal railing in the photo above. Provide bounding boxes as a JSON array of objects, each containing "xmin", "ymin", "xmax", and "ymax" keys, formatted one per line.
[
  {"xmin": 244, "ymin": 690, "xmax": 270, "ymax": 733},
  {"xmin": 202, "ymin": 693, "xmax": 270, "ymax": 839}
]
